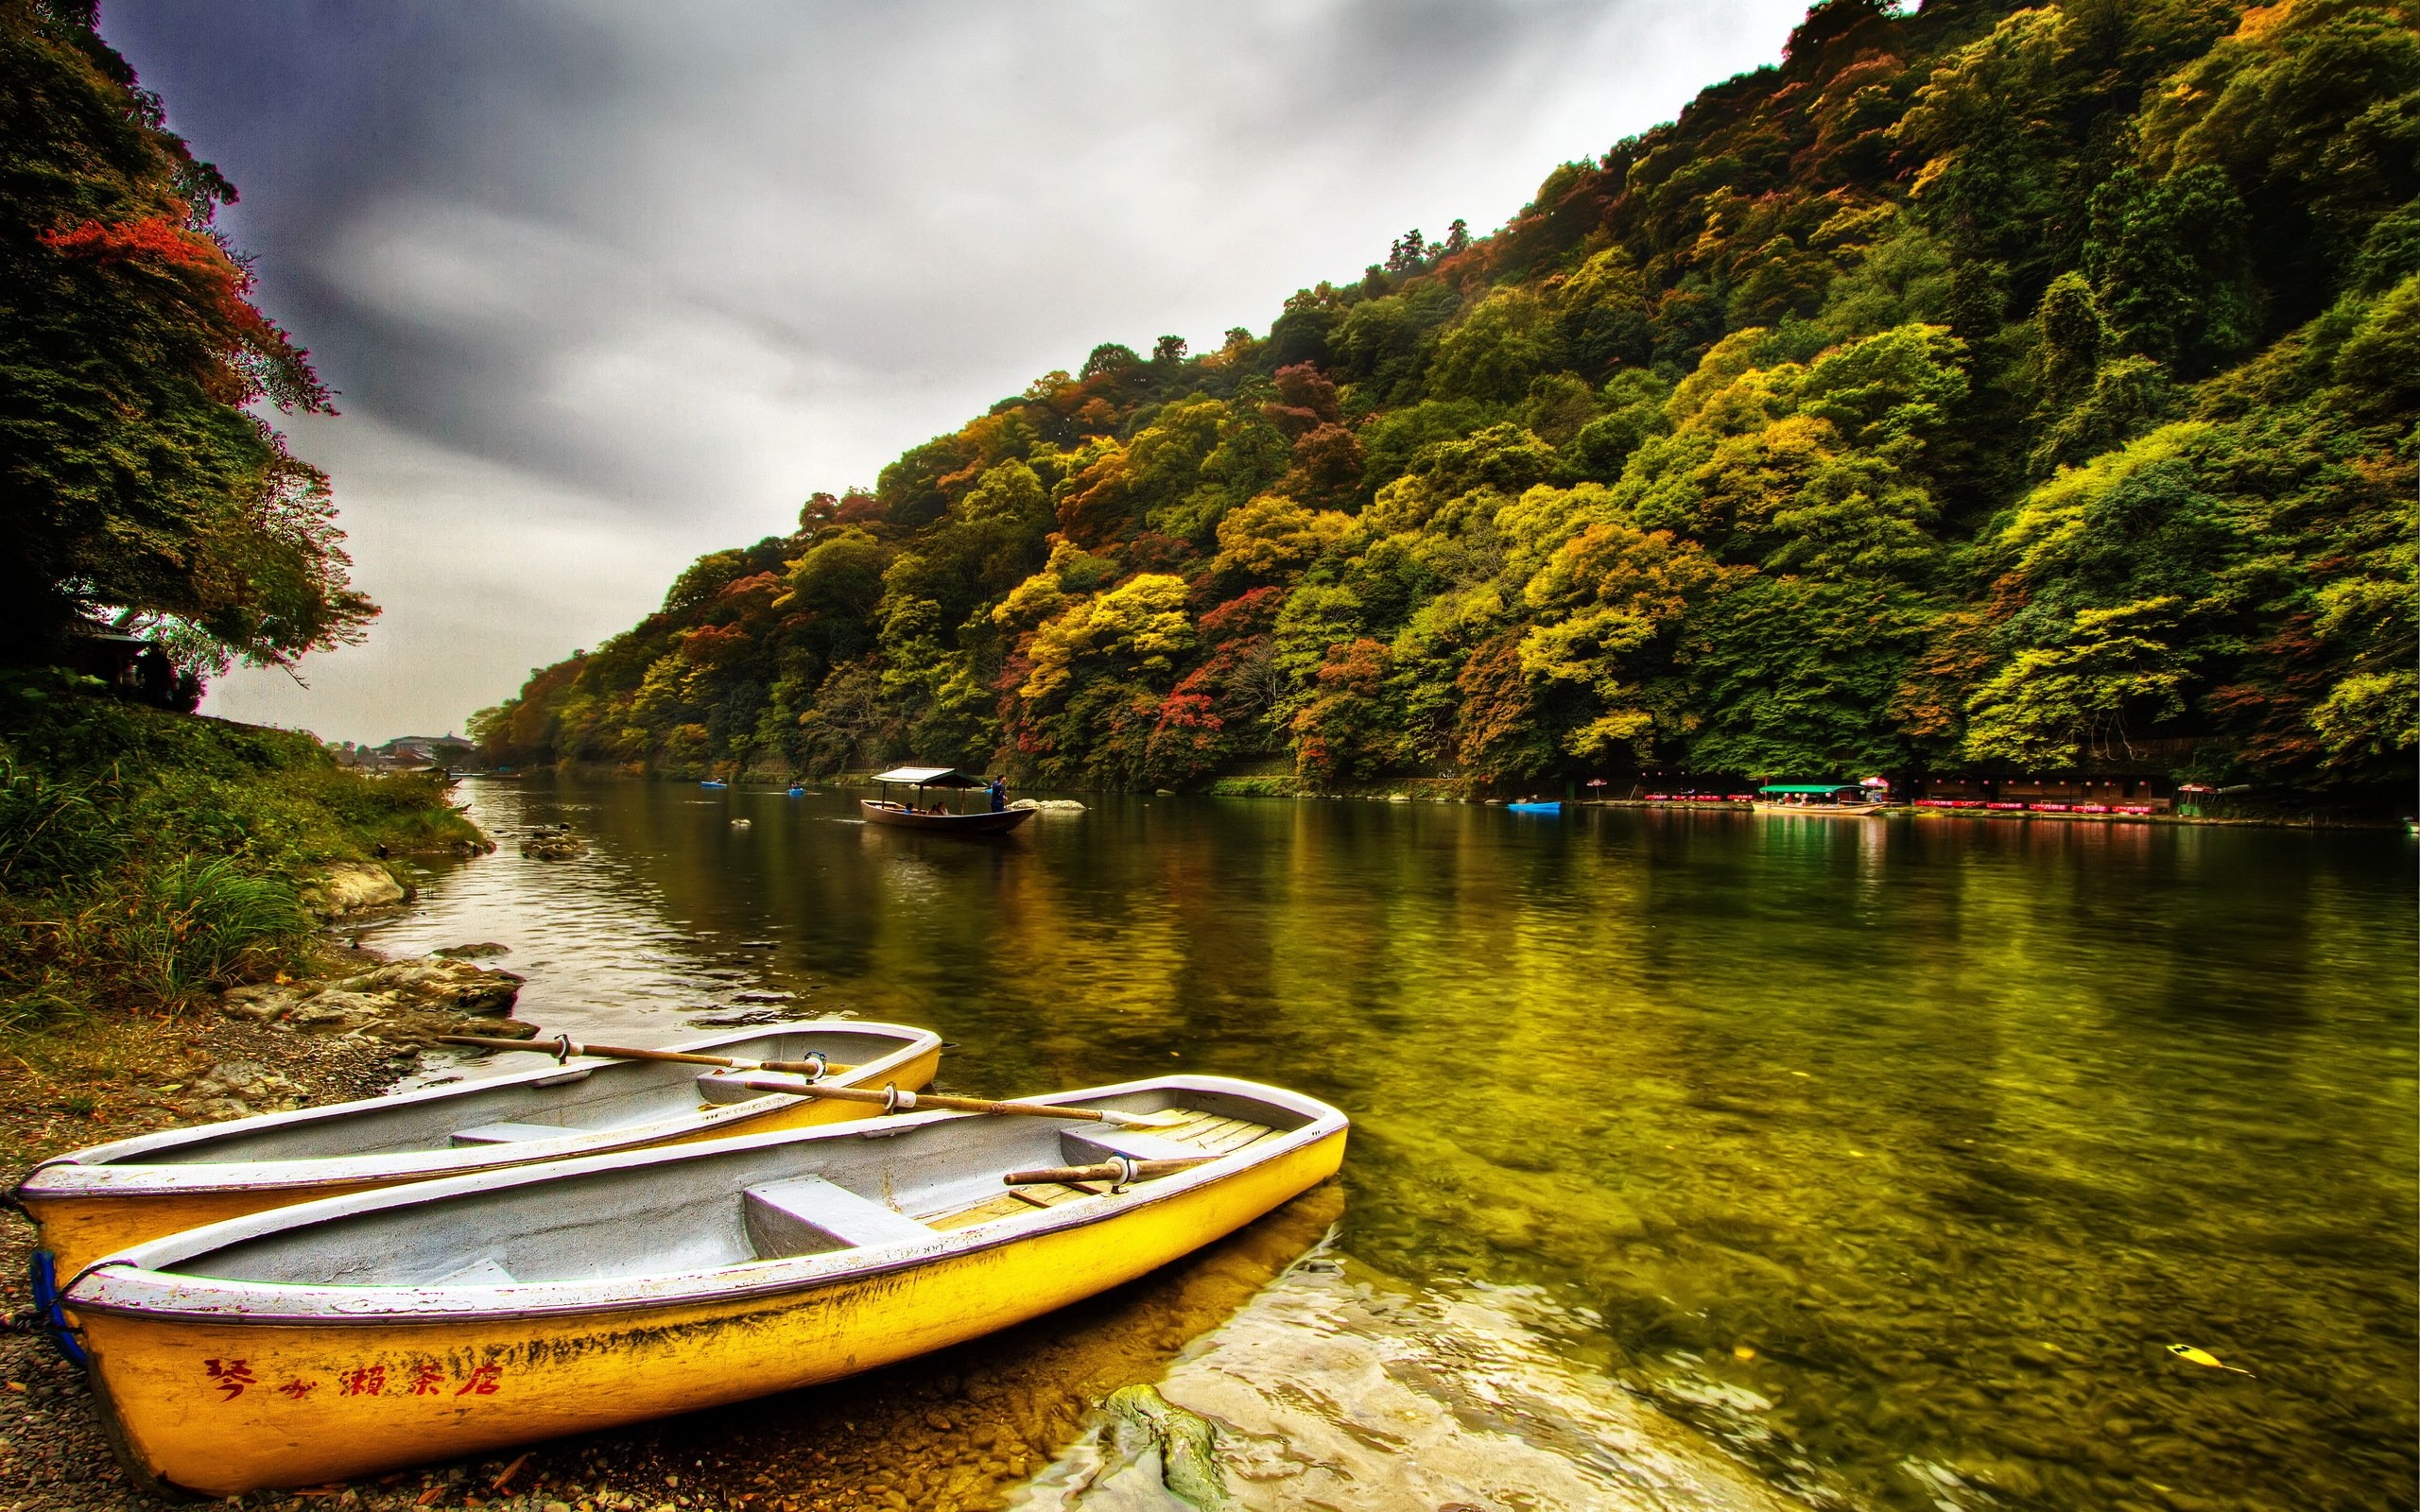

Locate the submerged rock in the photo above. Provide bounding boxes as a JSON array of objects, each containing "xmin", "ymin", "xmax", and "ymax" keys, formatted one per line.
[
  {"xmin": 1098, "ymin": 1386, "xmax": 1235, "ymax": 1511},
  {"xmin": 435, "ymin": 941, "xmax": 511, "ymax": 959},
  {"xmin": 1016, "ymin": 1249, "xmax": 1803, "ymax": 1512},
  {"xmin": 521, "ymin": 831, "xmax": 589, "ymax": 860},
  {"xmin": 1010, "ymin": 799, "xmax": 1089, "ymax": 813}
]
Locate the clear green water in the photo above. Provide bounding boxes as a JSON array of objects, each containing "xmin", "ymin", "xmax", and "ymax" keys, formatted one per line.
[{"xmin": 382, "ymin": 780, "xmax": 2417, "ymax": 1512}]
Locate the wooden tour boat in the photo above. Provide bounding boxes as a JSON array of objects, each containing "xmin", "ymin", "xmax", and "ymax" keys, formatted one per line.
[
  {"xmin": 860, "ymin": 765, "xmax": 1034, "ymax": 833},
  {"xmin": 15, "ymin": 1022, "xmax": 942, "ymax": 1297},
  {"xmin": 1752, "ymin": 782, "xmax": 1888, "ymax": 816},
  {"xmin": 64, "ymin": 1074, "xmax": 1348, "ymax": 1497}
]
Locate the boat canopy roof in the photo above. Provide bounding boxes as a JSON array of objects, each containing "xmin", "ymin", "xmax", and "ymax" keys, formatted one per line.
[
  {"xmin": 1759, "ymin": 782, "xmax": 1858, "ymax": 793},
  {"xmin": 872, "ymin": 766, "xmax": 985, "ymax": 788}
]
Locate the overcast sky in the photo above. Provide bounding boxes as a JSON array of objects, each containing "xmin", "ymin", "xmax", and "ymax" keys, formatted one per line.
[{"xmin": 99, "ymin": 0, "xmax": 1812, "ymax": 744}]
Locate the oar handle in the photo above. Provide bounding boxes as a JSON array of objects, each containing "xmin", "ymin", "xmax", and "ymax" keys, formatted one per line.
[
  {"xmin": 439, "ymin": 1034, "xmax": 575, "ymax": 1056},
  {"xmin": 731, "ymin": 1076, "xmax": 1117, "ymax": 1124},
  {"xmin": 435, "ymin": 1035, "xmax": 855, "ymax": 1077},
  {"xmin": 1004, "ymin": 1157, "xmax": 1215, "ymax": 1186}
]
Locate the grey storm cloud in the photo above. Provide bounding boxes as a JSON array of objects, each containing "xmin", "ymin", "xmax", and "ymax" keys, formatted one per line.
[{"xmin": 97, "ymin": 0, "xmax": 1811, "ymax": 742}]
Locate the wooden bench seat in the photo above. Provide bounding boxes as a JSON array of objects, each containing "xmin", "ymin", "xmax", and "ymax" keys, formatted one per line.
[{"xmin": 744, "ymin": 1176, "xmax": 934, "ymax": 1257}]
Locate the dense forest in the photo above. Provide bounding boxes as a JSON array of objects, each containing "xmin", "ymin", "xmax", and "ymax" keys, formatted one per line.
[{"xmin": 475, "ymin": 0, "xmax": 2418, "ymax": 796}]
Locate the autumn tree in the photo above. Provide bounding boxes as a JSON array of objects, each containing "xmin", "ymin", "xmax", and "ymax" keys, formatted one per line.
[{"xmin": 1, "ymin": 0, "xmax": 372, "ymax": 675}]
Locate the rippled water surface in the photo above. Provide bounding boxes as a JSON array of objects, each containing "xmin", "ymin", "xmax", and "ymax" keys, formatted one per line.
[{"xmin": 371, "ymin": 778, "xmax": 2417, "ymax": 1511}]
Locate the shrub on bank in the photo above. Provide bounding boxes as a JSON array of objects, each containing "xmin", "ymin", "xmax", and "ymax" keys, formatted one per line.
[{"xmin": 0, "ymin": 673, "xmax": 487, "ymax": 1026}]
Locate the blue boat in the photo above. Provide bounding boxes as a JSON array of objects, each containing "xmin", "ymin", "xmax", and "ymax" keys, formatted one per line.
[
  {"xmin": 787, "ymin": 786, "xmax": 806, "ymax": 797},
  {"xmin": 700, "ymin": 780, "xmax": 729, "ymax": 789},
  {"xmin": 1506, "ymin": 800, "xmax": 1563, "ymax": 814}
]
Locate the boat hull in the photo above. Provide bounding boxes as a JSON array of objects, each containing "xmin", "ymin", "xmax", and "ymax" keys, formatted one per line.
[
  {"xmin": 72, "ymin": 1092, "xmax": 1344, "ymax": 1496},
  {"xmin": 1752, "ymin": 801, "xmax": 1885, "ymax": 816},
  {"xmin": 859, "ymin": 800, "xmax": 1035, "ymax": 833},
  {"xmin": 19, "ymin": 1028, "xmax": 942, "ymax": 1279}
]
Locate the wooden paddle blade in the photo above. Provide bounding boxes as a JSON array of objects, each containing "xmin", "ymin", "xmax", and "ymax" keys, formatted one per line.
[{"xmin": 437, "ymin": 1034, "xmax": 563, "ymax": 1056}]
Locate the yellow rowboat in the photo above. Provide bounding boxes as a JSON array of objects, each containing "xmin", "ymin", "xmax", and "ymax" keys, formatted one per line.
[
  {"xmin": 14, "ymin": 1022, "xmax": 942, "ymax": 1312},
  {"xmin": 65, "ymin": 1074, "xmax": 1347, "ymax": 1497}
]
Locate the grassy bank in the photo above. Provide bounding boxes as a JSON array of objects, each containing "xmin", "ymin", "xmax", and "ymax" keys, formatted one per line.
[{"xmin": 0, "ymin": 672, "xmax": 487, "ymax": 1027}]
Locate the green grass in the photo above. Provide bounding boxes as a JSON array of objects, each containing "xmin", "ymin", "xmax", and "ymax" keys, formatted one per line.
[
  {"xmin": 0, "ymin": 669, "xmax": 487, "ymax": 1027},
  {"xmin": 1206, "ymin": 775, "xmax": 1304, "ymax": 798}
]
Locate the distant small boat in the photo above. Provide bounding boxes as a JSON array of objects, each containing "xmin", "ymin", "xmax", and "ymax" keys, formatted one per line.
[
  {"xmin": 861, "ymin": 765, "xmax": 1034, "ymax": 834},
  {"xmin": 700, "ymin": 780, "xmax": 729, "ymax": 789},
  {"xmin": 787, "ymin": 785, "xmax": 805, "ymax": 797},
  {"xmin": 1505, "ymin": 801, "xmax": 1564, "ymax": 814},
  {"xmin": 67, "ymin": 1074, "xmax": 1347, "ymax": 1497}
]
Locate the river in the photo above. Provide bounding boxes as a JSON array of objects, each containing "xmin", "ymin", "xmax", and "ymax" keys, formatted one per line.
[{"xmin": 358, "ymin": 777, "xmax": 2417, "ymax": 1512}]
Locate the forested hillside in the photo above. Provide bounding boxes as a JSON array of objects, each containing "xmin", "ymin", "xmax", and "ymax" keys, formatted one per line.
[{"xmin": 474, "ymin": 0, "xmax": 2418, "ymax": 795}]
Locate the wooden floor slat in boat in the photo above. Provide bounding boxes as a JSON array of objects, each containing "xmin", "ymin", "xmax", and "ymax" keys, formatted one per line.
[
  {"xmin": 925, "ymin": 1193, "xmax": 1037, "ymax": 1229},
  {"xmin": 1165, "ymin": 1115, "xmax": 1247, "ymax": 1144}
]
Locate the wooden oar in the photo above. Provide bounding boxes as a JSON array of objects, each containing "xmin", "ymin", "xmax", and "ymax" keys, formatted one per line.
[
  {"xmin": 1005, "ymin": 1156, "xmax": 1216, "ymax": 1186},
  {"xmin": 725, "ymin": 1074, "xmax": 1187, "ymax": 1130},
  {"xmin": 436, "ymin": 1033, "xmax": 856, "ymax": 1078}
]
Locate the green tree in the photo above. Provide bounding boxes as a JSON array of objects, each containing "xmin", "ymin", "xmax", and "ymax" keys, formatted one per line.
[{"xmin": 1963, "ymin": 597, "xmax": 2191, "ymax": 764}]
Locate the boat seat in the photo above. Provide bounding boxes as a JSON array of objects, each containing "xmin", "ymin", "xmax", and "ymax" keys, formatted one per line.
[
  {"xmin": 1058, "ymin": 1129, "xmax": 1201, "ymax": 1166},
  {"xmin": 449, "ymin": 1122, "xmax": 587, "ymax": 1147},
  {"xmin": 744, "ymin": 1176, "xmax": 934, "ymax": 1257}
]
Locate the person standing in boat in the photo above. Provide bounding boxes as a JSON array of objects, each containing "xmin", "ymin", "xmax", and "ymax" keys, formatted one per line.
[{"xmin": 989, "ymin": 775, "xmax": 1007, "ymax": 813}]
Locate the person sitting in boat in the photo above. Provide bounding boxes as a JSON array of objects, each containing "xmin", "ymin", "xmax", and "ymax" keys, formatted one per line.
[{"xmin": 989, "ymin": 776, "xmax": 1007, "ymax": 813}]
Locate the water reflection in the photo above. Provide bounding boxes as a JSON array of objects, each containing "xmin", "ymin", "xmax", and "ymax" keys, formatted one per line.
[{"xmin": 385, "ymin": 779, "xmax": 2416, "ymax": 1511}]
